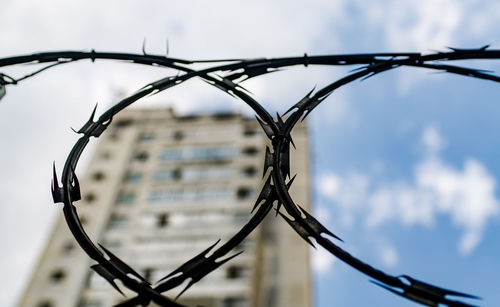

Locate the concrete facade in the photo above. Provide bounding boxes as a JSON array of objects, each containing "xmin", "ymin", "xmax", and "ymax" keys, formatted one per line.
[{"xmin": 18, "ymin": 108, "xmax": 311, "ymax": 307}]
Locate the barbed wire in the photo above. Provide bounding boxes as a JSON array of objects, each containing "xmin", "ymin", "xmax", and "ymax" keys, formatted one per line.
[{"xmin": 1, "ymin": 46, "xmax": 499, "ymax": 306}]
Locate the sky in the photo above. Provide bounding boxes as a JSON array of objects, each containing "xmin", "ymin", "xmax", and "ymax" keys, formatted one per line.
[{"xmin": 1, "ymin": 1, "xmax": 499, "ymax": 306}]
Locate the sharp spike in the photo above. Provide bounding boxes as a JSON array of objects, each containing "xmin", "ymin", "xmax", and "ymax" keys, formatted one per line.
[
  {"xmin": 297, "ymin": 204, "xmax": 342, "ymax": 242},
  {"xmin": 157, "ymin": 239, "xmax": 221, "ymax": 283},
  {"xmin": 263, "ymin": 146, "xmax": 274, "ymax": 178},
  {"xmin": 68, "ymin": 165, "xmax": 81, "ymax": 201},
  {"xmin": 277, "ymin": 211, "xmax": 315, "ymax": 247},
  {"xmin": 283, "ymin": 86, "xmax": 316, "ymax": 116},
  {"xmin": 98, "ymin": 244, "xmax": 149, "ymax": 284},
  {"xmin": 276, "ymin": 112, "xmax": 284, "ymax": 126},
  {"xmin": 175, "ymin": 281, "xmax": 194, "ymax": 300},
  {"xmin": 255, "ymin": 116, "xmax": 274, "ymax": 140},
  {"xmin": 51, "ymin": 162, "xmax": 64, "ymax": 204},
  {"xmin": 286, "ymin": 174, "xmax": 297, "ymax": 190},
  {"xmin": 400, "ymin": 275, "xmax": 480, "ymax": 299},
  {"xmin": 252, "ymin": 175, "xmax": 274, "ymax": 213},
  {"xmin": 91, "ymin": 264, "xmax": 124, "ymax": 296}
]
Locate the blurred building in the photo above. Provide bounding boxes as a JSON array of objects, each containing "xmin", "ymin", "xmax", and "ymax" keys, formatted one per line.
[{"xmin": 18, "ymin": 108, "xmax": 311, "ymax": 307}]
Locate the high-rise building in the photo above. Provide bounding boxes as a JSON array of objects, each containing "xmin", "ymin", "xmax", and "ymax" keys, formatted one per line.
[{"xmin": 18, "ymin": 108, "xmax": 311, "ymax": 307}]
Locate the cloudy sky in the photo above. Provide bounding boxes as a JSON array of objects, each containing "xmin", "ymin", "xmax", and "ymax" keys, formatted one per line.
[{"xmin": 1, "ymin": 1, "xmax": 499, "ymax": 306}]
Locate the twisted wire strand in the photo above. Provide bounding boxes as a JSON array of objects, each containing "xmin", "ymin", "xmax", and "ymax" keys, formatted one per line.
[{"xmin": 2, "ymin": 47, "xmax": 499, "ymax": 306}]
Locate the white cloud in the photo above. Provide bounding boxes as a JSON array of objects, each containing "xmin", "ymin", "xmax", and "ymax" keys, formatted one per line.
[
  {"xmin": 311, "ymin": 247, "xmax": 335, "ymax": 274},
  {"xmin": 319, "ymin": 125, "xmax": 499, "ymax": 255},
  {"xmin": 318, "ymin": 172, "xmax": 369, "ymax": 228},
  {"xmin": 349, "ymin": 0, "xmax": 500, "ymax": 93},
  {"xmin": 421, "ymin": 125, "xmax": 446, "ymax": 155},
  {"xmin": 380, "ymin": 244, "xmax": 399, "ymax": 268}
]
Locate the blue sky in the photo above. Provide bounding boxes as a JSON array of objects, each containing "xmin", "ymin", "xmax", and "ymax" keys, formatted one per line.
[{"xmin": 1, "ymin": 1, "xmax": 499, "ymax": 306}]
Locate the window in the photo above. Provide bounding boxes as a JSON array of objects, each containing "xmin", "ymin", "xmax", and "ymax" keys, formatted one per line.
[
  {"xmin": 191, "ymin": 147, "xmax": 236, "ymax": 161},
  {"xmin": 159, "ymin": 148, "xmax": 183, "ymax": 161},
  {"xmin": 80, "ymin": 215, "xmax": 88, "ymax": 225},
  {"xmin": 197, "ymin": 187, "xmax": 232, "ymax": 200},
  {"xmin": 143, "ymin": 268, "xmax": 154, "ymax": 281},
  {"xmin": 77, "ymin": 299, "xmax": 102, "ymax": 307},
  {"xmin": 242, "ymin": 147, "xmax": 259, "ymax": 156},
  {"xmin": 222, "ymin": 297, "xmax": 248, "ymax": 307},
  {"xmin": 49, "ymin": 269, "xmax": 66, "ymax": 283},
  {"xmin": 172, "ymin": 168, "xmax": 182, "ymax": 180},
  {"xmin": 108, "ymin": 132, "xmax": 119, "ymax": 141},
  {"xmin": 62, "ymin": 241, "xmax": 75, "ymax": 255},
  {"xmin": 100, "ymin": 151, "xmax": 111, "ymax": 160},
  {"xmin": 133, "ymin": 151, "xmax": 149, "ymax": 162},
  {"xmin": 114, "ymin": 119, "xmax": 133, "ymax": 127},
  {"xmin": 243, "ymin": 128, "xmax": 259, "ymax": 136},
  {"xmin": 241, "ymin": 166, "xmax": 257, "ymax": 177},
  {"xmin": 148, "ymin": 187, "xmax": 233, "ymax": 203},
  {"xmin": 123, "ymin": 172, "xmax": 142, "ymax": 182},
  {"xmin": 236, "ymin": 187, "xmax": 253, "ymax": 199},
  {"xmin": 172, "ymin": 130, "xmax": 184, "ymax": 141},
  {"xmin": 102, "ymin": 241, "xmax": 121, "ymax": 253},
  {"xmin": 154, "ymin": 169, "xmax": 175, "ymax": 181},
  {"xmin": 226, "ymin": 266, "xmax": 249, "ymax": 279},
  {"xmin": 91, "ymin": 171, "xmax": 105, "ymax": 181},
  {"xmin": 116, "ymin": 191, "xmax": 135, "ymax": 205},
  {"xmin": 183, "ymin": 166, "xmax": 234, "ymax": 181},
  {"xmin": 159, "ymin": 146, "xmax": 237, "ymax": 162},
  {"xmin": 155, "ymin": 167, "xmax": 235, "ymax": 182},
  {"xmin": 37, "ymin": 301, "xmax": 54, "ymax": 307},
  {"xmin": 84, "ymin": 193, "xmax": 96, "ymax": 204},
  {"xmin": 213, "ymin": 113, "xmax": 236, "ymax": 120},
  {"xmin": 157, "ymin": 213, "xmax": 169, "ymax": 228},
  {"xmin": 149, "ymin": 189, "xmax": 183, "ymax": 202},
  {"xmin": 138, "ymin": 132, "xmax": 154, "ymax": 142},
  {"xmin": 107, "ymin": 214, "xmax": 128, "ymax": 229},
  {"xmin": 234, "ymin": 212, "xmax": 251, "ymax": 223}
]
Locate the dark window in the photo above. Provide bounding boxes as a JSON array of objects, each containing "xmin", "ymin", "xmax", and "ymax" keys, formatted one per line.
[
  {"xmin": 236, "ymin": 187, "xmax": 252, "ymax": 199},
  {"xmin": 226, "ymin": 266, "xmax": 248, "ymax": 279},
  {"xmin": 157, "ymin": 213, "xmax": 169, "ymax": 228},
  {"xmin": 133, "ymin": 151, "xmax": 149, "ymax": 162},
  {"xmin": 80, "ymin": 215, "xmax": 88, "ymax": 225},
  {"xmin": 172, "ymin": 169, "xmax": 182, "ymax": 180},
  {"xmin": 62, "ymin": 242, "xmax": 75, "ymax": 254},
  {"xmin": 222, "ymin": 297, "xmax": 248, "ymax": 307},
  {"xmin": 108, "ymin": 132, "xmax": 119, "ymax": 141},
  {"xmin": 243, "ymin": 128, "xmax": 258, "ymax": 136},
  {"xmin": 241, "ymin": 166, "xmax": 257, "ymax": 177},
  {"xmin": 173, "ymin": 130, "xmax": 184, "ymax": 141},
  {"xmin": 176, "ymin": 115, "xmax": 197, "ymax": 122},
  {"xmin": 242, "ymin": 147, "xmax": 259, "ymax": 156},
  {"xmin": 37, "ymin": 301, "xmax": 54, "ymax": 307},
  {"xmin": 84, "ymin": 193, "xmax": 96, "ymax": 203},
  {"xmin": 50, "ymin": 269, "xmax": 66, "ymax": 283},
  {"xmin": 143, "ymin": 268, "xmax": 154, "ymax": 281},
  {"xmin": 213, "ymin": 113, "xmax": 236, "ymax": 120},
  {"xmin": 92, "ymin": 171, "xmax": 105, "ymax": 181},
  {"xmin": 114, "ymin": 119, "xmax": 133, "ymax": 127}
]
